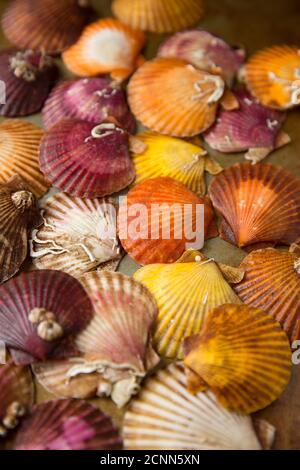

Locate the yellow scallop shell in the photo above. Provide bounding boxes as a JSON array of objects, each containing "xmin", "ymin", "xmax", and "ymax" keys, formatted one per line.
[
  {"xmin": 131, "ymin": 132, "xmax": 222, "ymax": 195},
  {"xmin": 134, "ymin": 250, "xmax": 242, "ymax": 359}
]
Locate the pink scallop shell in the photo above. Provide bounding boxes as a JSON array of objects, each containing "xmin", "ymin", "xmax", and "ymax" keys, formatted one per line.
[
  {"xmin": 42, "ymin": 77, "xmax": 136, "ymax": 133},
  {"xmin": 39, "ymin": 119, "xmax": 135, "ymax": 198},
  {"xmin": 0, "ymin": 270, "xmax": 93, "ymax": 365},
  {"xmin": 204, "ymin": 90, "xmax": 287, "ymax": 154},
  {"xmin": 158, "ymin": 30, "xmax": 245, "ymax": 86},
  {"xmin": 12, "ymin": 399, "xmax": 122, "ymax": 450},
  {"xmin": 0, "ymin": 49, "xmax": 58, "ymax": 117}
]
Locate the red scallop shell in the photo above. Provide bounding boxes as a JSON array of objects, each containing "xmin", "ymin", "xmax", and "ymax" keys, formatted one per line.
[
  {"xmin": 39, "ymin": 119, "xmax": 135, "ymax": 198},
  {"xmin": 209, "ymin": 162, "xmax": 300, "ymax": 249},
  {"xmin": 0, "ymin": 270, "xmax": 93, "ymax": 365},
  {"xmin": 11, "ymin": 399, "xmax": 122, "ymax": 450},
  {"xmin": 0, "ymin": 49, "xmax": 58, "ymax": 117},
  {"xmin": 118, "ymin": 177, "xmax": 217, "ymax": 265},
  {"xmin": 42, "ymin": 78, "xmax": 136, "ymax": 133}
]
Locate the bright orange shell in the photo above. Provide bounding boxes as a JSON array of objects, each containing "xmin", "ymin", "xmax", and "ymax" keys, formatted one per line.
[
  {"xmin": 128, "ymin": 58, "xmax": 225, "ymax": 137},
  {"xmin": 118, "ymin": 176, "xmax": 216, "ymax": 265},
  {"xmin": 244, "ymin": 45, "xmax": 300, "ymax": 109}
]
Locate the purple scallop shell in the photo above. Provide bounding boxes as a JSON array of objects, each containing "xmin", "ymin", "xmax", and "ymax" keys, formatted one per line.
[
  {"xmin": 39, "ymin": 119, "xmax": 135, "ymax": 198},
  {"xmin": 0, "ymin": 270, "xmax": 93, "ymax": 365},
  {"xmin": 42, "ymin": 77, "xmax": 136, "ymax": 133},
  {"xmin": 158, "ymin": 29, "xmax": 245, "ymax": 86},
  {"xmin": 12, "ymin": 399, "xmax": 122, "ymax": 450},
  {"xmin": 204, "ymin": 90, "xmax": 287, "ymax": 156},
  {"xmin": 0, "ymin": 49, "xmax": 58, "ymax": 117}
]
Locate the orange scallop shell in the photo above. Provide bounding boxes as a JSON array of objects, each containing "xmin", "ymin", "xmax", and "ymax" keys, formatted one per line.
[
  {"xmin": 112, "ymin": 0, "xmax": 204, "ymax": 33},
  {"xmin": 128, "ymin": 58, "xmax": 225, "ymax": 137},
  {"xmin": 118, "ymin": 177, "xmax": 217, "ymax": 265},
  {"xmin": 244, "ymin": 45, "xmax": 300, "ymax": 109},
  {"xmin": 62, "ymin": 18, "xmax": 145, "ymax": 81},
  {"xmin": 235, "ymin": 248, "xmax": 300, "ymax": 343},
  {"xmin": 209, "ymin": 162, "xmax": 300, "ymax": 249}
]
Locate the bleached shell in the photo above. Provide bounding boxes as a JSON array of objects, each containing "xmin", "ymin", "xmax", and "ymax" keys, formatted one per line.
[
  {"xmin": 134, "ymin": 252, "xmax": 242, "ymax": 359},
  {"xmin": 34, "ymin": 272, "xmax": 159, "ymax": 408},
  {"xmin": 0, "ymin": 120, "xmax": 48, "ymax": 198},
  {"xmin": 62, "ymin": 18, "xmax": 145, "ymax": 81},
  {"xmin": 112, "ymin": 0, "xmax": 204, "ymax": 33},
  {"xmin": 209, "ymin": 162, "xmax": 300, "ymax": 248},
  {"xmin": 184, "ymin": 304, "xmax": 292, "ymax": 414},
  {"xmin": 235, "ymin": 248, "xmax": 300, "ymax": 343},
  {"xmin": 12, "ymin": 399, "xmax": 122, "ymax": 450},
  {"xmin": 30, "ymin": 192, "xmax": 121, "ymax": 278},
  {"xmin": 123, "ymin": 364, "xmax": 266, "ymax": 450},
  {"xmin": 128, "ymin": 58, "xmax": 225, "ymax": 137}
]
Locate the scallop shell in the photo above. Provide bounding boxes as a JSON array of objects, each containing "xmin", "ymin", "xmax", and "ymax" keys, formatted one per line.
[
  {"xmin": 0, "ymin": 270, "xmax": 93, "ymax": 365},
  {"xmin": 0, "ymin": 120, "xmax": 48, "ymax": 198},
  {"xmin": 2, "ymin": 0, "xmax": 93, "ymax": 55},
  {"xmin": 209, "ymin": 162, "xmax": 300, "ymax": 249},
  {"xmin": 124, "ymin": 364, "xmax": 275, "ymax": 450},
  {"xmin": 11, "ymin": 399, "xmax": 122, "ymax": 450},
  {"xmin": 184, "ymin": 304, "xmax": 292, "ymax": 414},
  {"xmin": 112, "ymin": 0, "xmax": 204, "ymax": 33},
  {"xmin": 244, "ymin": 45, "xmax": 300, "ymax": 109},
  {"xmin": 128, "ymin": 58, "xmax": 225, "ymax": 137},
  {"xmin": 158, "ymin": 30, "xmax": 245, "ymax": 86},
  {"xmin": 33, "ymin": 272, "xmax": 159, "ymax": 408},
  {"xmin": 0, "ymin": 362, "xmax": 34, "ymax": 438},
  {"xmin": 62, "ymin": 19, "xmax": 145, "ymax": 81},
  {"xmin": 134, "ymin": 250, "xmax": 243, "ymax": 359},
  {"xmin": 0, "ymin": 175, "xmax": 41, "ymax": 284},
  {"xmin": 0, "ymin": 49, "xmax": 58, "ymax": 117},
  {"xmin": 118, "ymin": 177, "xmax": 217, "ymax": 265},
  {"xmin": 204, "ymin": 90, "xmax": 289, "ymax": 163},
  {"xmin": 42, "ymin": 78, "xmax": 136, "ymax": 133},
  {"xmin": 131, "ymin": 132, "xmax": 222, "ymax": 195},
  {"xmin": 235, "ymin": 247, "xmax": 300, "ymax": 343},
  {"xmin": 39, "ymin": 119, "xmax": 135, "ymax": 198},
  {"xmin": 30, "ymin": 192, "xmax": 120, "ymax": 278}
]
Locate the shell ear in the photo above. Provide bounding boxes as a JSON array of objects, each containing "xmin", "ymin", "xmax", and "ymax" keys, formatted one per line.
[{"xmin": 217, "ymin": 263, "xmax": 245, "ymax": 284}]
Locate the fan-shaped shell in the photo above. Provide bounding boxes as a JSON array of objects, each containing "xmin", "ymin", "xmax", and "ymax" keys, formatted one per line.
[
  {"xmin": 2, "ymin": 0, "xmax": 93, "ymax": 55},
  {"xmin": 42, "ymin": 78, "xmax": 136, "ymax": 133},
  {"xmin": 123, "ymin": 364, "xmax": 274, "ymax": 450},
  {"xmin": 118, "ymin": 177, "xmax": 217, "ymax": 265},
  {"xmin": 11, "ymin": 399, "xmax": 122, "ymax": 450},
  {"xmin": 112, "ymin": 0, "xmax": 204, "ymax": 33},
  {"xmin": 184, "ymin": 304, "xmax": 292, "ymax": 414},
  {"xmin": 204, "ymin": 91, "xmax": 288, "ymax": 163},
  {"xmin": 0, "ymin": 270, "xmax": 93, "ymax": 365},
  {"xmin": 33, "ymin": 272, "xmax": 159, "ymax": 408},
  {"xmin": 0, "ymin": 175, "xmax": 41, "ymax": 284},
  {"xmin": 209, "ymin": 162, "xmax": 300, "ymax": 249},
  {"xmin": 131, "ymin": 132, "xmax": 222, "ymax": 195},
  {"xmin": 235, "ymin": 248, "xmax": 300, "ymax": 343},
  {"xmin": 134, "ymin": 251, "xmax": 242, "ymax": 359},
  {"xmin": 62, "ymin": 19, "xmax": 145, "ymax": 81},
  {"xmin": 39, "ymin": 119, "xmax": 135, "ymax": 198},
  {"xmin": 0, "ymin": 362, "xmax": 34, "ymax": 438},
  {"xmin": 0, "ymin": 120, "xmax": 48, "ymax": 198},
  {"xmin": 128, "ymin": 58, "xmax": 225, "ymax": 137},
  {"xmin": 0, "ymin": 49, "xmax": 58, "ymax": 117},
  {"xmin": 244, "ymin": 45, "xmax": 300, "ymax": 109},
  {"xmin": 158, "ymin": 30, "xmax": 245, "ymax": 86},
  {"xmin": 30, "ymin": 192, "xmax": 120, "ymax": 278}
]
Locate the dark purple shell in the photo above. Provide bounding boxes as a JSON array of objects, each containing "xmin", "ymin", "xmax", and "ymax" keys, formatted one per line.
[
  {"xmin": 12, "ymin": 399, "xmax": 122, "ymax": 450},
  {"xmin": 0, "ymin": 49, "xmax": 58, "ymax": 117},
  {"xmin": 0, "ymin": 270, "xmax": 93, "ymax": 364},
  {"xmin": 39, "ymin": 119, "xmax": 135, "ymax": 198},
  {"xmin": 43, "ymin": 77, "xmax": 136, "ymax": 133},
  {"xmin": 204, "ymin": 90, "xmax": 286, "ymax": 153},
  {"xmin": 158, "ymin": 29, "xmax": 245, "ymax": 86}
]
